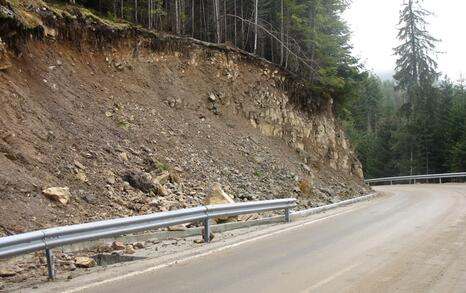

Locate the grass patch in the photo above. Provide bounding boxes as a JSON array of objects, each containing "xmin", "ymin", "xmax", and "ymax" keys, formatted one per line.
[
  {"xmin": 157, "ymin": 161, "xmax": 169, "ymax": 172},
  {"xmin": 117, "ymin": 119, "xmax": 130, "ymax": 130}
]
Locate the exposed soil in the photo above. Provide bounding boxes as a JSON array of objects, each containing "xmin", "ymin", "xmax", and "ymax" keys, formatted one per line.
[{"xmin": 0, "ymin": 1, "xmax": 369, "ymax": 237}]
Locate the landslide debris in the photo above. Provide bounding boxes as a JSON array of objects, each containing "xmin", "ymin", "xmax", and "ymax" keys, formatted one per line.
[{"xmin": 0, "ymin": 0, "xmax": 369, "ymax": 238}]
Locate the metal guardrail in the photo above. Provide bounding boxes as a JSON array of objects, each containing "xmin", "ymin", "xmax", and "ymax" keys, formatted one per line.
[
  {"xmin": 0, "ymin": 198, "xmax": 295, "ymax": 279},
  {"xmin": 365, "ymin": 172, "xmax": 466, "ymax": 185}
]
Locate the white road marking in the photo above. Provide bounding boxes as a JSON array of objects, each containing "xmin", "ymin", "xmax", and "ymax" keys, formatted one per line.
[
  {"xmin": 63, "ymin": 206, "xmax": 365, "ymax": 293},
  {"xmin": 300, "ymin": 263, "xmax": 360, "ymax": 293}
]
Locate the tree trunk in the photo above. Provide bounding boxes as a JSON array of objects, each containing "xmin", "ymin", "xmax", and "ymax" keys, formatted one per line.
[
  {"xmin": 234, "ymin": 0, "xmax": 237, "ymax": 47},
  {"xmin": 214, "ymin": 0, "xmax": 220, "ymax": 43},
  {"xmin": 254, "ymin": 0, "xmax": 258, "ymax": 54},
  {"xmin": 175, "ymin": 0, "xmax": 179, "ymax": 34},
  {"xmin": 148, "ymin": 0, "xmax": 151, "ymax": 29},
  {"xmin": 192, "ymin": 0, "xmax": 195, "ymax": 37},
  {"xmin": 135, "ymin": 0, "xmax": 138, "ymax": 23},
  {"xmin": 280, "ymin": 0, "xmax": 284, "ymax": 66},
  {"xmin": 224, "ymin": 0, "xmax": 227, "ymax": 43}
]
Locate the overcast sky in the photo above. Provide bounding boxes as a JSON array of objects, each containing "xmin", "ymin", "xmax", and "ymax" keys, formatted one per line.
[{"xmin": 344, "ymin": 0, "xmax": 466, "ymax": 81}]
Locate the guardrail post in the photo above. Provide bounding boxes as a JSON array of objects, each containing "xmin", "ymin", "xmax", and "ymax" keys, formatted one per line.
[
  {"xmin": 45, "ymin": 248, "xmax": 55, "ymax": 280},
  {"xmin": 284, "ymin": 208, "xmax": 291, "ymax": 223},
  {"xmin": 203, "ymin": 218, "xmax": 211, "ymax": 243},
  {"xmin": 439, "ymin": 178, "xmax": 442, "ymax": 184}
]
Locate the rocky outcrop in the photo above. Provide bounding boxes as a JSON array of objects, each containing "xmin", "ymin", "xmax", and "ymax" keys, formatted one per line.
[
  {"xmin": 42, "ymin": 187, "xmax": 71, "ymax": 205},
  {"xmin": 205, "ymin": 53, "xmax": 364, "ymax": 180}
]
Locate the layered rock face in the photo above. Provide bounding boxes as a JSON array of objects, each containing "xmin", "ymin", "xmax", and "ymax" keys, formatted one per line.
[{"xmin": 192, "ymin": 51, "xmax": 363, "ymax": 180}]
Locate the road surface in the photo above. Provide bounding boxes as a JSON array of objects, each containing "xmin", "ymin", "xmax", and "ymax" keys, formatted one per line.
[{"xmin": 76, "ymin": 185, "xmax": 466, "ymax": 292}]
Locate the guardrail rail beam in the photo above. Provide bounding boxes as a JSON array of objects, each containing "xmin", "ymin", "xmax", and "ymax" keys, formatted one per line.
[{"xmin": 0, "ymin": 198, "xmax": 296, "ymax": 280}]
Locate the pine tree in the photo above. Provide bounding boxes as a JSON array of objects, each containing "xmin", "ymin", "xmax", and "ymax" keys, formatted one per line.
[
  {"xmin": 393, "ymin": 0, "xmax": 439, "ymax": 107},
  {"xmin": 392, "ymin": 0, "xmax": 439, "ymax": 175}
]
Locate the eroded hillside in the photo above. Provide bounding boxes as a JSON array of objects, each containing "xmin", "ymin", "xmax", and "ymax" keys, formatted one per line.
[{"xmin": 0, "ymin": 0, "xmax": 368, "ymax": 235}]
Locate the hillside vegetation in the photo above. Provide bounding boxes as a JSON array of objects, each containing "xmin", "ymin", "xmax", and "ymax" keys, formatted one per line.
[{"xmin": 342, "ymin": 0, "xmax": 466, "ymax": 178}]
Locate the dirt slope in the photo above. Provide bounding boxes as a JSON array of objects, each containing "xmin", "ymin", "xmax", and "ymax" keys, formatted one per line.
[{"xmin": 0, "ymin": 1, "xmax": 369, "ymax": 235}]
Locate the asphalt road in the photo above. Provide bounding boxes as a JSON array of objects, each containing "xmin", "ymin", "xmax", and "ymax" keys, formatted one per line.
[{"xmin": 82, "ymin": 184, "xmax": 466, "ymax": 293}]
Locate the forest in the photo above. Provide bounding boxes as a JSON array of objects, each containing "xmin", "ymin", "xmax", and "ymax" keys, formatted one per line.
[
  {"xmin": 56, "ymin": 0, "xmax": 466, "ymax": 179},
  {"xmin": 58, "ymin": 0, "xmax": 360, "ymax": 104},
  {"xmin": 343, "ymin": 0, "xmax": 466, "ymax": 178}
]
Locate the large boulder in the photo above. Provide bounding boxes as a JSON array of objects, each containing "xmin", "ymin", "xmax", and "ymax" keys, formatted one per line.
[
  {"xmin": 124, "ymin": 245, "xmax": 136, "ymax": 255},
  {"xmin": 0, "ymin": 268, "xmax": 16, "ymax": 277},
  {"xmin": 75, "ymin": 257, "xmax": 96, "ymax": 268},
  {"xmin": 205, "ymin": 183, "xmax": 236, "ymax": 223},
  {"xmin": 205, "ymin": 183, "xmax": 235, "ymax": 205},
  {"xmin": 42, "ymin": 187, "xmax": 71, "ymax": 205},
  {"xmin": 123, "ymin": 171, "xmax": 155, "ymax": 193},
  {"xmin": 111, "ymin": 241, "xmax": 126, "ymax": 251}
]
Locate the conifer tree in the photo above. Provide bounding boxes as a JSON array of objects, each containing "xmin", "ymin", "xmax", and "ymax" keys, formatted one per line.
[{"xmin": 393, "ymin": 0, "xmax": 439, "ymax": 108}]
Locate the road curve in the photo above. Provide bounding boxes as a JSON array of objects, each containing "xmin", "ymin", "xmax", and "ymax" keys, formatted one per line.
[{"xmin": 83, "ymin": 184, "xmax": 466, "ymax": 293}]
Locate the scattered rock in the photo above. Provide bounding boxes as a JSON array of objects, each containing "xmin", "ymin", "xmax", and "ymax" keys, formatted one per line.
[
  {"xmin": 75, "ymin": 170, "xmax": 88, "ymax": 183},
  {"xmin": 81, "ymin": 193, "xmax": 97, "ymax": 204},
  {"xmin": 168, "ymin": 224, "xmax": 187, "ymax": 231},
  {"xmin": 67, "ymin": 263, "xmax": 77, "ymax": 271},
  {"xmin": 74, "ymin": 160, "xmax": 86, "ymax": 170},
  {"xmin": 123, "ymin": 171, "xmax": 155, "ymax": 193},
  {"xmin": 44, "ymin": 26, "xmax": 57, "ymax": 40},
  {"xmin": 106, "ymin": 171, "xmax": 116, "ymax": 185},
  {"xmin": 301, "ymin": 163, "xmax": 311, "ymax": 172},
  {"xmin": 165, "ymin": 97, "xmax": 183, "ymax": 109},
  {"xmin": 75, "ymin": 257, "xmax": 96, "ymax": 268},
  {"xmin": 154, "ymin": 182, "xmax": 168, "ymax": 196},
  {"xmin": 238, "ymin": 213, "xmax": 259, "ymax": 222},
  {"xmin": 114, "ymin": 62, "xmax": 124, "ymax": 71},
  {"xmin": 112, "ymin": 241, "xmax": 126, "ymax": 251},
  {"xmin": 42, "ymin": 187, "xmax": 71, "ymax": 205},
  {"xmin": 97, "ymin": 244, "xmax": 113, "ymax": 253},
  {"xmin": 169, "ymin": 172, "xmax": 181, "ymax": 184},
  {"xmin": 208, "ymin": 93, "xmax": 217, "ymax": 102},
  {"xmin": 119, "ymin": 152, "xmax": 129, "ymax": 162},
  {"xmin": 153, "ymin": 171, "xmax": 170, "ymax": 185},
  {"xmin": 298, "ymin": 177, "xmax": 313, "ymax": 195},
  {"xmin": 132, "ymin": 242, "xmax": 145, "ymax": 249},
  {"xmin": 141, "ymin": 145, "xmax": 151, "ymax": 153},
  {"xmin": 0, "ymin": 268, "xmax": 16, "ymax": 277},
  {"xmin": 124, "ymin": 245, "xmax": 135, "ymax": 254}
]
